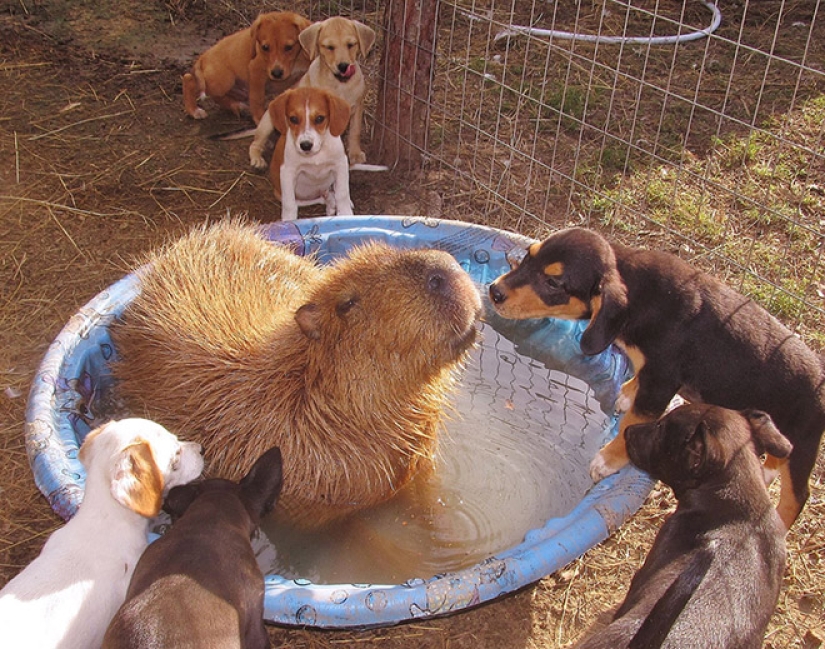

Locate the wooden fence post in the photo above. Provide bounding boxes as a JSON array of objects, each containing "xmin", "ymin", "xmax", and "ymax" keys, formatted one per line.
[{"xmin": 372, "ymin": 0, "xmax": 439, "ymax": 170}]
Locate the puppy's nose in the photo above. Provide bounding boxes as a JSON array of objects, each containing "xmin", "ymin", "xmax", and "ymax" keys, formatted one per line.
[
  {"xmin": 337, "ymin": 62, "xmax": 350, "ymax": 74},
  {"xmin": 489, "ymin": 283, "xmax": 507, "ymax": 304},
  {"xmin": 300, "ymin": 140, "xmax": 313, "ymax": 152},
  {"xmin": 271, "ymin": 67, "xmax": 284, "ymax": 79}
]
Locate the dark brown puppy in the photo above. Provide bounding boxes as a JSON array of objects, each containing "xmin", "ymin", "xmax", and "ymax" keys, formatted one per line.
[
  {"xmin": 102, "ymin": 446, "xmax": 283, "ymax": 649},
  {"xmin": 488, "ymin": 227, "xmax": 825, "ymax": 529},
  {"xmin": 575, "ymin": 405, "xmax": 791, "ymax": 649}
]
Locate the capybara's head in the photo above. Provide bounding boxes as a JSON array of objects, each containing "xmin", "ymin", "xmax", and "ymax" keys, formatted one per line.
[
  {"xmin": 626, "ymin": 404, "xmax": 792, "ymax": 496},
  {"xmin": 294, "ymin": 242, "xmax": 482, "ymax": 380}
]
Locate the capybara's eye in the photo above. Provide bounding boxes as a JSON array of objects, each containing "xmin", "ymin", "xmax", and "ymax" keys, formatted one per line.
[
  {"xmin": 427, "ymin": 272, "xmax": 445, "ymax": 293},
  {"xmin": 336, "ymin": 296, "xmax": 359, "ymax": 316}
]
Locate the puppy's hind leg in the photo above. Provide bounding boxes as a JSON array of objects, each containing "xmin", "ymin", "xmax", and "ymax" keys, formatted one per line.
[{"xmin": 183, "ymin": 72, "xmax": 207, "ymax": 120}]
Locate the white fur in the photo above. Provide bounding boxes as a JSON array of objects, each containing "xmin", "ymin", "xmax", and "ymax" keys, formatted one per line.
[{"xmin": 0, "ymin": 419, "xmax": 203, "ymax": 649}]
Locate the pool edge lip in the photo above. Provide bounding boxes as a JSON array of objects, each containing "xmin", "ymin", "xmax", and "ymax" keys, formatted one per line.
[{"xmin": 24, "ymin": 215, "xmax": 654, "ymax": 629}]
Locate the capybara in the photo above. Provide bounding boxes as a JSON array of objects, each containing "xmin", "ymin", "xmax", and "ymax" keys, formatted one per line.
[{"xmin": 110, "ymin": 220, "xmax": 482, "ymax": 528}]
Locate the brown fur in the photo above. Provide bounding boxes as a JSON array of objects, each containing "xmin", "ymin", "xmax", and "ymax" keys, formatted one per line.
[
  {"xmin": 182, "ymin": 11, "xmax": 311, "ymax": 124},
  {"xmin": 110, "ymin": 220, "xmax": 481, "ymax": 529}
]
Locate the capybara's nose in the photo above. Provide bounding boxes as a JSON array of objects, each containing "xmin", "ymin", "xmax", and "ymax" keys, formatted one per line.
[
  {"xmin": 300, "ymin": 140, "xmax": 313, "ymax": 152},
  {"xmin": 271, "ymin": 66, "xmax": 284, "ymax": 79},
  {"xmin": 489, "ymin": 283, "xmax": 507, "ymax": 305}
]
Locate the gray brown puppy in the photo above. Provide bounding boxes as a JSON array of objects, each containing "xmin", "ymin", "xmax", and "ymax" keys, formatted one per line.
[
  {"xmin": 575, "ymin": 404, "xmax": 791, "ymax": 649},
  {"xmin": 102, "ymin": 446, "xmax": 283, "ymax": 649}
]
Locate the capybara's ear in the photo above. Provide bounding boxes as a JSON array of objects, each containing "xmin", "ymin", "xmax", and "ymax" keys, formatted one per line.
[
  {"xmin": 163, "ymin": 483, "xmax": 200, "ymax": 520},
  {"xmin": 353, "ymin": 21, "xmax": 376, "ymax": 57},
  {"xmin": 268, "ymin": 91, "xmax": 291, "ymax": 135},
  {"xmin": 295, "ymin": 303, "xmax": 322, "ymax": 340},
  {"xmin": 743, "ymin": 410, "xmax": 793, "ymax": 459},
  {"xmin": 250, "ymin": 14, "xmax": 264, "ymax": 59},
  {"xmin": 580, "ymin": 269, "xmax": 628, "ymax": 356},
  {"xmin": 110, "ymin": 440, "xmax": 164, "ymax": 518},
  {"xmin": 299, "ymin": 22, "xmax": 322, "ymax": 58},
  {"xmin": 327, "ymin": 92, "xmax": 351, "ymax": 138},
  {"xmin": 240, "ymin": 446, "xmax": 283, "ymax": 520}
]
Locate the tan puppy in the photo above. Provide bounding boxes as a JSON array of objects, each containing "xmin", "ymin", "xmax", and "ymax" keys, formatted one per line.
[
  {"xmin": 251, "ymin": 86, "xmax": 352, "ymax": 220},
  {"xmin": 249, "ymin": 16, "xmax": 376, "ymax": 166},
  {"xmin": 183, "ymin": 11, "xmax": 311, "ymax": 124}
]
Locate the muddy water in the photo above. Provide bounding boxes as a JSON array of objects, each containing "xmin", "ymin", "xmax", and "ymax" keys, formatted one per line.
[{"xmin": 255, "ymin": 320, "xmax": 612, "ymax": 585}]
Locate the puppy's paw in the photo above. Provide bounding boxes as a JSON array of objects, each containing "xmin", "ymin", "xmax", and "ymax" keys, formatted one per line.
[
  {"xmin": 614, "ymin": 392, "xmax": 632, "ymax": 414},
  {"xmin": 249, "ymin": 154, "xmax": 267, "ymax": 171},
  {"xmin": 191, "ymin": 108, "xmax": 208, "ymax": 120},
  {"xmin": 589, "ymin": 451, "xmax": 621, "ymax": 482},
  {"xmin": 349, "ymin": 150, "xmax": 367, "ymax": 166}
]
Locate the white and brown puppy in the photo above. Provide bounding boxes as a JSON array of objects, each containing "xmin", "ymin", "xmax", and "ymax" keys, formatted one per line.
[
  {"xmin": 0, "ymin": 419, "xmax": 203, "ymax": 649},
  {"xmin": 249, "ymin": 16, "xmax": 377, "ymax": 166},
  {"xmin": 251, "ymin": 86, "xmax": 353, "ymax": 221},
  {"xmin": 183, "ymin": 11, "xmax": 311, "ymax": 124}
]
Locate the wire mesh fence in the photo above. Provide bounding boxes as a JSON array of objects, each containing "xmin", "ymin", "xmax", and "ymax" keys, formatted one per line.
[{"xmin": 311, "ymin": 0, "xmax": 825, "ymax": 347}]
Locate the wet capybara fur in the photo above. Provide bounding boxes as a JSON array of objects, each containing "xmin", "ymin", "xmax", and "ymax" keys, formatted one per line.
[{"xmin": 110, "ymin": 220, "xmax": 482, "ymax": 528}]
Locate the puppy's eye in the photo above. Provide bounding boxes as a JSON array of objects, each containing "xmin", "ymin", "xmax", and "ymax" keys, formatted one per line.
[
  {"xmin": 347, "ymin": 43, "xmax": 356, "ymax": 49},
  {"xmin": 315, "ymin": 115, "xmax": 325, "ymax": 125},
  {"xmin": 327, "ymin": 45, "xmax": 335, "ymax": 51},
  {"xmin": 289, "ymin": 115, "xmax": 300, "ymax": 125},
  {"xmin": 285, "ymin": 44, "xmax": 293, "ymax": 52},
  {"xmin": 261, "ymin": 43, "xmax": 270, "ymax": 52}
]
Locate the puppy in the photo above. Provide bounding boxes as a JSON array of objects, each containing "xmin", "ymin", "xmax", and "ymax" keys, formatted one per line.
[
  {"xmin": 249, "ymin": 16, "xmax": 376, "ymax": 166},
  {"xmin": 183, "ymin": 11, "xmax": 311, "ymax": 124},
  {"xmin": 0, "ymin": 419, "xmax": 203, "ymax": 649},
  {"xmin": 489, "ymin": 227, "xmax": 825, "ymax": 530},
  {"xmin": 102, "ymin": 447, "xmax": 283, "ymax": 649},
  {"xmin": 575, "ymin": 405, "xmax": 791, "ymax": 649},
  {"xmin": 250, "ymin": 86, "xmax": 353, "ymax": 220}
]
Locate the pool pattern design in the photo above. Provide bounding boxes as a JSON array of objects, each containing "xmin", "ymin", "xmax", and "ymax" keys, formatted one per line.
[{"xmin": 25, "ymin": 216, "xmax": 653, "ymax": 628}]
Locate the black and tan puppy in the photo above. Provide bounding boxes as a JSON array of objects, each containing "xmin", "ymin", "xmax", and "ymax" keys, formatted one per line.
[
  {"xmin": 575, "ymin": 405, "xmax": 791, "ymax": 649},
  {"xmin": 489, "ymin": 227, "xmax": 825, "ymax": 529},
  {"xmin": 102, "ymin": 447, "xmax": 283, "ymax": 649}
]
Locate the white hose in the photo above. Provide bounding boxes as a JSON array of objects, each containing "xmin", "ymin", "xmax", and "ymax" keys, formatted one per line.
[{"xmin": 493, "ymin": 1, "xmax": 722, "ymax": 45}]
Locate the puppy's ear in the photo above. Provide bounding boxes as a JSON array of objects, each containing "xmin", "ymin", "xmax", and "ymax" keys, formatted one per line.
[
  {"xmin": 163, "ymin": 483, "xmax": 200, "ymax": 520},
  {"xmin": 292, "ymin": 14, "xmax": 312, "ymax": 33},
  {"xmin": 743, "ymin": 410, "xmax": 793, "ymax": 459},
  {"xmin": 299, "ymin": 22, "xmax": 322, "ymax": 58},
  {"xmin": 240, "ymin": 446, "xmax": 284, "ymax": 521},
  {"xmin": 580, "ymin": 269, "xmax": 628, "ymax": 355},
  {"xmin": 249, "ymin": 14, "xmax": 264, "ymax": 59},
  {"xmin": 295, "ymin": 303, "xmax": 322, "ymax": 340},
  {"xmin": 268, "ymin": 91, "xmax": 291, "ymax": 135},
  {"xmin": 353, "ymin": 21, "xmax": 376, "ymax": 57},
  {"xmin": 327, "ymin": 92, "xmax": 351, "ymax": 137},
  {"xmin": 110, "ymin": 440, "xmax": 164, "ymax": 518}
]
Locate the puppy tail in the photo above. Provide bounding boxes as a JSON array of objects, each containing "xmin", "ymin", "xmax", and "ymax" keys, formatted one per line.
[
  {"xmin": 627, "ymin": 547, "xmax": 714, "ymax": 649},
  {"xmin": 211, "ymin": 127, "xmax": 258, "ymax": 141},
  {"xmin": 349, "ymin": 163, "xmax": 390, "ymax": 172}
]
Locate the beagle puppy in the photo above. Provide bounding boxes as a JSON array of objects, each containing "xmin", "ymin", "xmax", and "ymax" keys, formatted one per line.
[
  {"xmin": 489, "ymin": 227, "xmax": 825, "ymax": 530},
  {"xmin": 183, "ymin": 11, "xmax": 311, "ymax": 124},
  {"xmin": 0, "ymin": 419, "xmax": 203, "ymax": 649},
  {"xmin": 250, "ymin": 86, "xmax": 353, "ymax": 220},
  {"xmin": 249, "ymin": 16, "xmax": 377, "ymax": 166}
]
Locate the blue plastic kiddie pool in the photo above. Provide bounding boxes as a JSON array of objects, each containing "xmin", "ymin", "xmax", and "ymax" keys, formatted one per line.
[{"xmin": 25, "ymin": 216, "xmax": 653, "ymax": 629}]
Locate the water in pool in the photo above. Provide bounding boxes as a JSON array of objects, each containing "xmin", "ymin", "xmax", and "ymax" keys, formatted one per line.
[{"xmin": 254, "ymin": 318, "xmax": 615, "ymax": 585}]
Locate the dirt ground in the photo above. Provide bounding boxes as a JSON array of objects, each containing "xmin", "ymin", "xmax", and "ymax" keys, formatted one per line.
[{"xmin": 1, "ymin": 1, "xmax": 823, "ymax": 647}]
